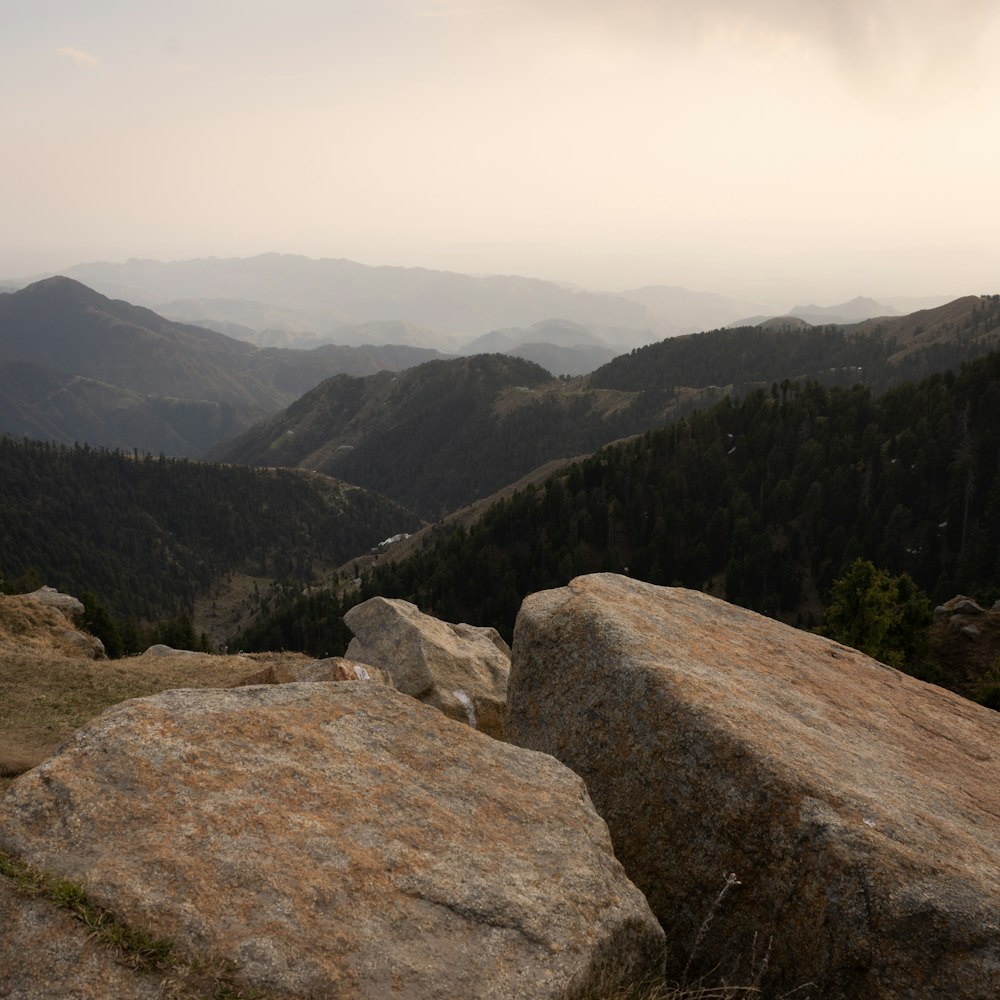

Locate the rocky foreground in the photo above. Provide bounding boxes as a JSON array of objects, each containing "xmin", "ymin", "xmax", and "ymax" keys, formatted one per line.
[{"xmin": 1, "ymin": 576, "xmax": 998, "ymax": 999}]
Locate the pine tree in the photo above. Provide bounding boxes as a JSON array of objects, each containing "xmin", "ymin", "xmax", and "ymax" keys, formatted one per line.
[{"xmin": 823, "ymin": 559, "xmax": 931, "ymax": 669}]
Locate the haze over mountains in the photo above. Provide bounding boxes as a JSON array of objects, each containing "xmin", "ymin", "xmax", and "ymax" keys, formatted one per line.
[
  {"xmin": 49, "ymin": 254, "xmax": 661, "ymax": 350},
  {"xmin": 6, "ymin": 254, "xmax": 934, "ymax": 366},
  {"xmin": 2, "ymin": 261, "xmax": 995, "ymax": 470},
  {"xmin": 729, "ymin": 296, "xmax": 902, "ymax": 329}
]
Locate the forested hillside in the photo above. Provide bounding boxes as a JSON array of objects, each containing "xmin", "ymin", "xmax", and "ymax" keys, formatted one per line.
[
  {"xmin": 238, "ymin": 349, "xmax": 1000, "ymax": 681},
  {"xmin": 591, "ymin": 295, "xmax": 1000, "ymax": 394},
  {"xmin": 214, "ymin": 296, "xmax": 1000, "ymax": 521},
  {"xmin": 0, "ymin": 438, "xmax": 420, "ymax": 623},
  {"xmin": 212, "ymin": 354, "xmax": 637, "ymax": 520}
]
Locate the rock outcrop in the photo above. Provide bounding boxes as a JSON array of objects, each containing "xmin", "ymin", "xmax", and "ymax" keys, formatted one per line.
[
  {"xmin": 934, "ymin": 595, "xmax": 985, "ymax": 618},
  {"xmin": 344, "ymin": 596, "xmax": 510, "ymax": 738},
  {"xmin": 0, "ymin": 682, "xmax": 663, "ymax": 999},
  {"xmin": 0, "ymin": 592, "xmax": 104, "ymax": 659},
  {"xmin": 234, "ymin": 655, "xmax": 394, "ymax": 687},
  {"xmin": 506, "ymin": 573, "xmax": 1000, "ymax": 1000},
  {"xmin": 926, "ymin": 594, "xmax": 1000, "ymax": 701},
  {"xmin": 24, "ymin": 586, "xmax": 85, "ymax": 617},
  {"xmin": 141, "ymin": 643, "xmax": 199, "ymax": 656}
]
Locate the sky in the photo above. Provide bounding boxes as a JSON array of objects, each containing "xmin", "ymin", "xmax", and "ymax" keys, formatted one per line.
[{"xmin": 3, "ymin": 0, "xmax": 1000, "ymax": 306}]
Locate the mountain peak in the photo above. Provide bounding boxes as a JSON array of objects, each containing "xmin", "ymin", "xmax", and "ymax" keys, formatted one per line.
[{"xmin": 17, "ymin": 275, "xmax": 104, "ymax": 304}]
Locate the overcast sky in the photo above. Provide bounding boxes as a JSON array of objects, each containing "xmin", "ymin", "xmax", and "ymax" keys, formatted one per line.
[{"xmin": 4, "ymin": 0, "xmax": 1000, "ymax": 305}]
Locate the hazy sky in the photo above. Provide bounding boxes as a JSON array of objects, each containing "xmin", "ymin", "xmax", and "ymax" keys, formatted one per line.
[{"xmin": 4, "ymin": 0, "xmax": 1000, "ymax": 305}]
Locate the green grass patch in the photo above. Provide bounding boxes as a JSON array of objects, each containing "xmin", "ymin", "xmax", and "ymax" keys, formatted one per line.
[
  {"xmin": 0, "ymin": 848, "xmax": 173, "ymax": 971},
  {"xmin": 0, "ymin": 847, "xmax": 265, "ymax": 998}
]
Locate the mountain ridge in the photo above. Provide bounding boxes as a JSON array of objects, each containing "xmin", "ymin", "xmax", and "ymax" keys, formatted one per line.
[
  {"xmin": 0, "ymin": 278, "xmax": 449, "ymax": 454},
  {"xmin": 54, "ymin": 253, "xmax": 655, "ymax": 339},
  {"xmin": 211, "ymin": 294, "xmax": 1000, "ymax": 521},
  {"xmin": 236, "ymin": 346, "xmax": 1000, "ymax": 715}
]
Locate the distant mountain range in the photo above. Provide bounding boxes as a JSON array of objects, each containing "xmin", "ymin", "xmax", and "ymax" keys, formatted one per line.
[
  {"xmin": 620, "ymin": 285, "xmax": 767, "ymax": 331},
  {"xmin": 728, "ymin": 295, "xmax": 901, "ymax": 328},
  {"xmin": 159, "ymin": 298, "xmax": 443, "ymax": 352},
  {"xmin": 2, "ymin": 261, "xmax": 998, "ymax": 688},
  {"xmin": 788, "ymin": 295, "xmax": 898, "ymax": 323},
  {"xmin": 458, "ymin": 320, "xmax": 631, "ymax": 376},
  {"xmin": 48, "ymin": 254, "xmax": 658, "ymax": 346},
  {"xmin": 7, "ymin": 254, "xmax": 963, "ymax": 377},
  {"xmin": 4, "ymin": 269, "xmax": 996, "ymax": 497}
]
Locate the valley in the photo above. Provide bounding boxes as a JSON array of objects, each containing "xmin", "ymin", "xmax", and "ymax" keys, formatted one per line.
[
  {"xmin": 1, "ymin": 259, "xmax": 998, "ymax": 708},
  {"xmin": 1, "ymin": 257, "xmax": 998, "ymax": 1000}
]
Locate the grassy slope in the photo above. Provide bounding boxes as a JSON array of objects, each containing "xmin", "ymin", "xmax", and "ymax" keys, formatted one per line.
[{"xmin": 0, "ymin": 594, "xmax": 312, "ymax": 782}]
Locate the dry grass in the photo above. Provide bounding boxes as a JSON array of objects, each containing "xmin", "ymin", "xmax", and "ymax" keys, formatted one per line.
[
  {"xmin": 568, "ymin": 872, "xmax": 814, "ymax": 1000},
  {"xmin": 0, "ymin": 596, "xmax": 313, "ymax": 781},
  {"xmin": 570, "ymin": 979, "xmax": 761, "ymax": 1000},
  {"xmin": 567, "ymin": 955, "xmax": 776, "ymax": 1000},
  {"xmin": 572, "ymin": 955, "xmax": 808, "ymax": 1000}
]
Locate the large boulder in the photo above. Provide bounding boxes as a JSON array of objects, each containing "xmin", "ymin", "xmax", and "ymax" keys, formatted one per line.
[
  {"xmin": 506, "ymin": 574, "xmax": 1000, "ymax": 1000},
  {"xmin": 344, "ymin": 596, "xmax": 510, "ymax": 738},
  {"xmin": 0, "ymin": 682, "xmax": 663, "ymax": 999}
]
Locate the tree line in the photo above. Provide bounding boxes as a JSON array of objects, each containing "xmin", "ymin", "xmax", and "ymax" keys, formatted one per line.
[
  {"xmin": 0, "ymin": 438, "xmax": 420, "ymax": 630},
  {"xmin": 237, "ymin": 348, "xmax": 1000, "ymax": 704}
]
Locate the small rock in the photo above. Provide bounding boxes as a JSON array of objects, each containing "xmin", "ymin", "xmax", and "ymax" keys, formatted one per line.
[
  {"xmin": 234, "ymin": 656, "xmax": 394, "ymax": 687},
  {"xmin": 940, "ymin": 596, "xmax": 984, "ymax": 616},
  {"xmin": 142, "ymin": 644, "xmax": 199, "ymax": 657},
  {"xmin": 952, "ymin": 598, "xmax": 984, "ymax": 615},
  {"xmin": 961, "ymin": 625, "xmax": 981, "ymax": 641},
  {"xmin": 55, "ymin": 627, "xmax": 106, "ymax": 660}
]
